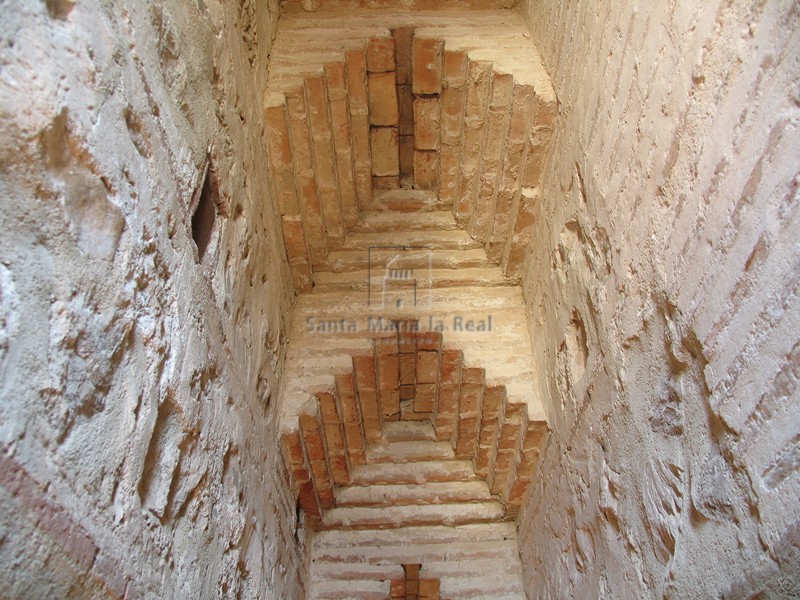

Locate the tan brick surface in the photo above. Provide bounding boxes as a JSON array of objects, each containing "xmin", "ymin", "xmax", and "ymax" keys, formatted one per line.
[
  {"xmin": 368, "ymin": 71, "xmax": 399, "ymax": 126},
  {"xmin": 367, "ymin": 36, "xmax": 395, "ymax": 73},
  {"xmin": 370, "ymin": 126, "xmax": 400, "ymax": 176},
  {"xmin": 346, "ymin": 49, "xmax": 373, "ymax": 209},
  {"xmin": 285, "ymin": 87, "xmax": 327, "ymax": 265},
  {"xmin": 264, "ymin": 103, "xmax": 300, "ymax": 216},
  {"xmin": 470, "ymin": 70, "xmax": 513, "ymax": 242},
  {"xmin": 413, "ymin": 96, "xmax": 441, "ymax": 151},
  {"xmin": 454, "ymin": 60, "xmax": 492, "ymax": 224},
  {"xmin": 412, "ymin": 37, "xmax": 443, "ymax": 95},
  {"xmin": 325, "ymin": 62, "xmax": 359, "ymax": 228},
  {"xmin": 305, "ymin": 75, "xmax": 344, "ymax": 247},
  {"xmin": 413, "ymin": 150, "xmax": 439, "ymax": 190}
]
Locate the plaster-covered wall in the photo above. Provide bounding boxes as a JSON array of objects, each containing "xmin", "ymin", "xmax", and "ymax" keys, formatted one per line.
[
  {"xmin": 517, "ymin": 1, "xmax": 800, "ymax": 597},
  {"xmin": 0, "ymin": 1, "xmax": 306, "ymax": 597}
]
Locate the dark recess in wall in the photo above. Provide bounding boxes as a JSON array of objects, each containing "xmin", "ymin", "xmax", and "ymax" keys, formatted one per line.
[{"xmin": 192, "ymin": 162, "xmax": 217, "ymax": 261}]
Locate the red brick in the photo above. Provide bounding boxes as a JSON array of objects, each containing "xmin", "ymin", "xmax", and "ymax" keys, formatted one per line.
[
  {"xmin": 346, "ymin": 50, "xmax": 373, "ymax": 209},
  {"xmin": 453, "ymin": 60, "xmax": 491, "ymax": 224},
  {"xmin": 414, "ymin": 96, "xmax": 441, "ymax": 150},
  {"xmin": 370, "ymin": 127, "xmax": 400, "ymax": 176},
  {"xmin": 462, "ymin": 367, "xmax": 485, "ymax": 386},
  {"xmin": 336, "ymin": 374, "xmax": 367, "ymax": 466},
  {"xmin": 419, "ymin": 578, "xmax": 441, "ymax": 598},
  {"xmin": 280, "ymin": 216, "xmax": 313, "ymax": 291},
  {"xmin": 399, "ymin": 352, "xmax": 416, "ymax": 385},
  {"xmin": 368, "ymin": 72, "xmax": 399, "ymax": 126},
  {"xmin": 416, "ymin": 349, "xmax": 440, "ymax": 384},
  {"xmin": 325, "ymin": 62, "xmax": 359, "ymax": 228},
  {"xmin": 439, "ymin": 349, "xmax": 463, "ymax": 385},
  {"xmin": 434, "ymin": 384, "xmax": 461, "ymax": 442},
  {"xmin": 367, "ymin": 36, "xmax": 395, "ymax": 73},
  {"xmin": 413, "ymin": 150, "xmax": 439, "ymax": 190},
  {"xmin": 285, "ymin": 87, "xmax": 327, "ymax": 265},
  {"xmin": 305, "ymin": 75, "xmax": 344, "ymax": 247},
  {"xmin": 414, "ymin": 382, "xmax": 437, "ymax": 413},
  {"xmin": 299, "ymin": 412, "xmax": 335, "ymax": 509},
  {"xmin": 412, "ymin": 36, "xmax": 443, "ymax": 95},
  {"xmin": 297, "ymin": 480, "xmax": 321, "ymax": 519},
  {"xmin": 264, "ymin": 103, "xmax": 299, "ymax": 216},
  {"xmin": 375, "ymin": 336, "xmax": 399, "ymax": 356},
  {"xmin": 416, "ymin": 331, "xmax": 442, "ymax": 351},
  {"xmin": 390, "ymin": 579, "xmax": 405, "ymax": 598},
  {"xmin": 475, "ymin": 386, "xmax": 505, "ymax": 478},
  {"xmin": 316, "ymin": 391, "xmax": 350, "ymax": 485}
]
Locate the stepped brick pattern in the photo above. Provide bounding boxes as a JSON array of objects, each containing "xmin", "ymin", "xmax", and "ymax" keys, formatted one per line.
[
  {"xmin": 265, "ymin": 11, "xmax": 555, "ymax": 291},
  {"xmin": 280, "ymin": 330, "xmax": 547, "ymax": 532},
  {"xmin": 269, "ymin": 8, "xmax": 553, "ymax": 599}
]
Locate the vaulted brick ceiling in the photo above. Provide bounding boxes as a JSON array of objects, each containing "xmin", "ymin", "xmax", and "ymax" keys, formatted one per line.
[
  {"xmin": 264, "ymin": 13, "xmax": 556, "ymax": 292},
  {"xmin": 281, "ymin": 331, "xmax": 547, "ymax": 530},
  {"xmin": 268, "ymin": 10, "xmax": 556, "ymax": 593}
]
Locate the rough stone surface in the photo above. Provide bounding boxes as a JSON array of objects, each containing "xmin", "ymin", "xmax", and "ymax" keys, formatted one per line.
[
  {"xmin": 0, "ymin": 1, "xmax": 306, "ymax": 598},
  {"xmin": 516, "ymin": 1, "xmax": 800, "ymax": 598}
]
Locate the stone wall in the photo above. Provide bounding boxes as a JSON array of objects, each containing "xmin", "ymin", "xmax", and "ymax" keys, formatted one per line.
[
  {"xmin": 0, "ymin": 1, "xmax": 306, "ymax": 597},
  {"xmin": 516, "ymin": 1, "xmax": 800, "ymax": 598}
]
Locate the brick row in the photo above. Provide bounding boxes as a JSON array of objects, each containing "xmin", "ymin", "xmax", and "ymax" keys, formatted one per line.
[
  {"xmin": 284, "ymin": 86, "xmax": 328, "ymax": 267},
  {"xmin": 469, "ymin": 70, "xmax": 513, "ymax": 242},
  {"xmin": 305, "ymin": 75, "xmax": 345, "ymax": 249},
  {"xmin": 506, "ymin": 420, "xmax": 548, "ymax": 516},
  {"xmin": 281, "ymin": 430, "xmax": 323, "ymax": 522},
  {"xmin": 317, "ymin": 391, "xmax": 351, "ymax": 486},
  {"xmin": 281, "ymin": 334, "xmax": 548, "ymax": 529},
  {"xmin": 454, "ymin": 60, "xmax": 492, "ymax": 224},
  {"xmin": 438, "ymin": 50, "xmax": 468, "ymax": 208},
  {"xmin": 335, "ymin": 373, "xmax": 367, "ymax": 467},
  {"xmin": 299, "ymin": 412, "xmax": 336, "ymax": 510},
  {"xmin": 502, "ymin": 186, "xmax": 538, "ymax": 278},
  {"xmin": 325, "ymin": 62, "xmax": 359, "ymax": 228},
  {"xmin": 486, "ymin": 83, "xmax": 535, "ymax": 262},
  {"xmin": 488, "ymin": 401, "xmax": 525, "ymax": 500},
  {"xmin": 346, "ymin": 49, "xmax": 374, "ymax": 210},
  {"xmin": 474, "ymin": 386, "xmax": 505, "ymax": 479}
]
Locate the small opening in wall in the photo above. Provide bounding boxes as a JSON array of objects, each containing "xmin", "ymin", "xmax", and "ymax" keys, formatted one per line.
[{"xmin": 192, "ymin": 162, "xmax": 217, "ymax": 262}]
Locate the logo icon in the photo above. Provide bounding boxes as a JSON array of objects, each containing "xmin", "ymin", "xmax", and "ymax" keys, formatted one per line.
[{"xmin": 367, "ymin": 246, "xmax": 433, "ymax": 309}]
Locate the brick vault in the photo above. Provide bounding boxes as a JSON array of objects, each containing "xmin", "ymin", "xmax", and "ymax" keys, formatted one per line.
[
  {"xmin": 267, "ymin": 8, "xmax": 556, "ymax": 598},
  {"xmin": 2, "ymin": 0, "xmax": 798, "ymax": 598}
]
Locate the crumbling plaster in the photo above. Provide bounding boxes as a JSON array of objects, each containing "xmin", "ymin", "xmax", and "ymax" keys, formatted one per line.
[
  {"xmin": 517, "ymin": 1, "xmax": 800, "ymax": 598},
  {"xmin": 0, "ymin": 0, "xmax": 306, "ymax": 597}
]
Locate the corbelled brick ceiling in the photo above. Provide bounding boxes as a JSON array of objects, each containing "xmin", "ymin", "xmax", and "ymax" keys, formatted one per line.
[{"xmin": 267, "ymin": 7, "xmax": 556, "ymax": 598}]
